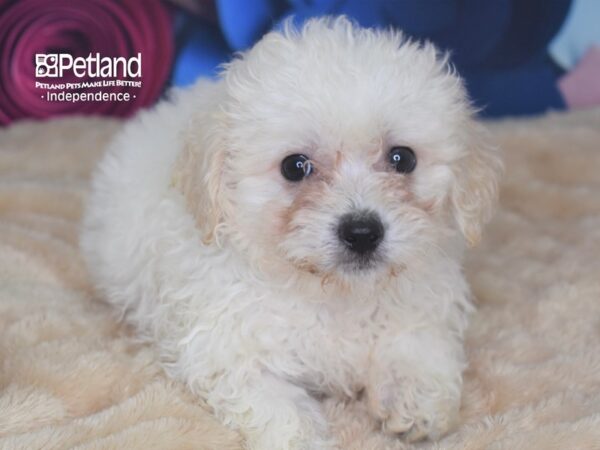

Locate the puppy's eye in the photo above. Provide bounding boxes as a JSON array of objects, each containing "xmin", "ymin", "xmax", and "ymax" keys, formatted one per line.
[
  {"xmin": 281, "ymin": 154, "xmax": 313, "ymax": 182},
  {"xmin": 389, "ymin": 146, "xmax": 417, "ymax": 174}
]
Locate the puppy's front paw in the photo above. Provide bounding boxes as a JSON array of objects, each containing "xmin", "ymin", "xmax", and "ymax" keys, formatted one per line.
[{"xmin": 366, "ymin": 372, "xmax": 460, "ymax": 442}]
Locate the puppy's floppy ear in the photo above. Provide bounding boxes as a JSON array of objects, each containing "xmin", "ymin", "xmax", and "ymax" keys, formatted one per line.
[
  {"xmin": 171, "ymin": 115, "xmax": 228, "ymax": 244},
  {"xmin": 451, "ymin": 121, "xmax": 502, "ymax": 247}
]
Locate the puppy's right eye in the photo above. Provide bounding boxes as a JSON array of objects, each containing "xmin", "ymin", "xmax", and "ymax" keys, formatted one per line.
[
  {"xmin": 389, "ymin": 146, "xmax": 417, "ymax": 174},
  {"xmin": 281, "ymin": 154, "xmax": 312, "ymax": 182}
]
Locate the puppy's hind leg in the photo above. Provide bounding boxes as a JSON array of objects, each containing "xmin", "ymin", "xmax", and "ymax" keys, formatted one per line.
[{"xmin": 207, "ymin": 369, "xmax": 334, "ymax": 450}]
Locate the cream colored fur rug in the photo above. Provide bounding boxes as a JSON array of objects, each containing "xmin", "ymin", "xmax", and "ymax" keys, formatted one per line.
[{"xmin": 1, "ymin": 110, "xmax": 599, "ymax": 450}]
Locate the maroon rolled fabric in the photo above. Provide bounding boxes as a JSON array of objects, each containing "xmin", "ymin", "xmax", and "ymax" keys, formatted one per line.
[{"xmin": 0, "ymin": 0, "xmax": 173, "ymax": 125}]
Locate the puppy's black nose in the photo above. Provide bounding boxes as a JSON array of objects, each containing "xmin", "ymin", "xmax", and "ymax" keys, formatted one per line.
[{"xmin": 338, "ymin": 212, "xmax": 384, "ymax": 254}]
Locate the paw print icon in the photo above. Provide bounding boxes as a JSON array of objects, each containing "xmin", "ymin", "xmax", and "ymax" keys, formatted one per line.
[{"xmin": 35, "ymin": 54, "xmax": 59, "ymax": 77}]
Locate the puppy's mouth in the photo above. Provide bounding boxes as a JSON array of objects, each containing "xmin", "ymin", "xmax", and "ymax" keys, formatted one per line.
[
  {"xmin": 287, "ymin": 250, "xmax": 386, "ymax": 279},
  {"xmin": 336, "ymin": 251, "xmax": 385, "ymax": 274}
]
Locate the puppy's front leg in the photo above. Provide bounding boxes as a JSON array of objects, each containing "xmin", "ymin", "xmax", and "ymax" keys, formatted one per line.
[
  {"xmin": 208, "ymin": 370, "xmax": 333, "ymax": 450},
  {"xmin": 366, "ymin": 329, "xmax": 465, "ymax": 442}
]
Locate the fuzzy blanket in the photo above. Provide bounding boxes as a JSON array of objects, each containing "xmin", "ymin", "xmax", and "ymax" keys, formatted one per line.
[{"xmin": 1, "ymin": 110, "xmax": 600, "ymax": 450}]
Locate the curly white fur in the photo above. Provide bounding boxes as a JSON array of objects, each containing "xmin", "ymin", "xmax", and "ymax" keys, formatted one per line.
[{"xmin": 81, "ymin": 17, "xmax": 501, "ymax": 450}]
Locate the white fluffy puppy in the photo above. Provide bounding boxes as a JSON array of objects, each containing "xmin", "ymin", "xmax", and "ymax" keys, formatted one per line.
[{"xmin": 81, "ymin": 17, "xmax": 501, "ymax": 450}]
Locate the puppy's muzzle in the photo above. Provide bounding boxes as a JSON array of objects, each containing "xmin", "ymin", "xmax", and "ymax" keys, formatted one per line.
[{"xmin": 338, "ymin": 211, "xmax": 384, "ymax": 255}]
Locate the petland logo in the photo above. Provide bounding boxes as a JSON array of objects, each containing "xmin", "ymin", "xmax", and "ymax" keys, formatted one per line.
[{"xmin": 35, "ymin": 53, "xmax": 142, "ymax": 78}]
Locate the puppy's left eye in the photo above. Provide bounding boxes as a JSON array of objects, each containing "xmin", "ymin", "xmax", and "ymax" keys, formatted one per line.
[
  {"xmin": 281, "ymin": 154, "xmax": 313, "ymax": 182},
  {"xmin": 389, "ymin": 146, "xmax": 417, "ymax": 174}
]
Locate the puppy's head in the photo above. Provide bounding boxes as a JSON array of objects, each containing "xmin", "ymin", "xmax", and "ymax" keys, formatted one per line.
[{"xmin": 176, "ymin": 17, "xmax": 501, "ymax": 284}]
